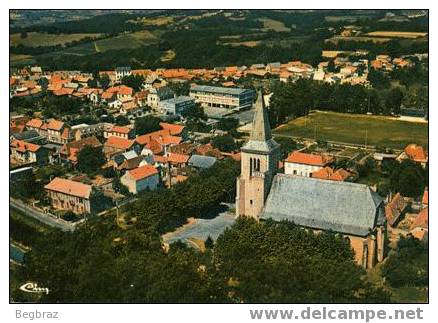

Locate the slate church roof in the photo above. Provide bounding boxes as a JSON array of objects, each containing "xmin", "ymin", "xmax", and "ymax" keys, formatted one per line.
[
  {"xmin": 241, "ymin": 89, "xmax": 279, "ymax": 154},
  {"xmin": 261, "ymin": 174, "xmax": 385, "ymax": 237}
]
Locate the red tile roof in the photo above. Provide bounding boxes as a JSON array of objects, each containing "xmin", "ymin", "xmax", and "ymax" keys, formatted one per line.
[
  {"xmin": 110, "ymin": 125, "xmax": 132, "ymax": 134},
  {"xmin": 405, "ymin": 144, "xmax": 428, "ymax": 163},
  {"xmin": 153, "ymin": 155, "xmax": 168, "ymax": 163},
  {"xmin": 127, "ymin": 164, "xmax": 158, "ymax": 181},
  {"xmin": 167, "ymin": 152, "xmax": 189, "ymax": 164},
  {"xmin": 46, "ymin": 119, "xmax": 65, "ymax": 131},
  {"xmin": 385, "ymin": 193, "xmax": 408, "ymax": 226},
  {"xmin": 44, "ymin": 177, "xmax": 92, "ymax": 199},
  {"xmin": 105, "ymin": 136, "xmax": 134, "ymax": 150},
  {"xmin": 53, "ymin": 87, "xmax": 74, "ymax": 96},
  {"xmin": 11, "ymin": 140, "xmax": 41, "ymax": 153},
  {"xmin": 422, "ymin": 187, "xmax": 428, "ymax": 205},
  {"xmin": 135, "ymin": 129, "xmax": 171, "ymax": 145},
  {"xmin": 285, "ymin": 151, "xmax": 333, "ymax": 166},
  {"xmin": 411, "ymin": 207, "xmax": 428, "ymax": 230},
  {"xmin": 26, "ymin": 118, "xmax": 43, "ymax": 129},
  {"xmin": 312, "ymin": 167, "xmax": 352, "ymax": 181},
  {"xmin": 159, "ymin": 122, "xmax": 185, "ymax": 136},
  {"xmin": 107, "ymin": 85, "xmax": 133, "ymax": 96}
]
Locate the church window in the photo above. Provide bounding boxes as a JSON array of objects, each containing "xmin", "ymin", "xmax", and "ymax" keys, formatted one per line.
[
  {"xmin": 250, "ymin": 200, "xmax": 253, "ymax": 205},
  {"xmin": 256, "ymin": 159, "xmax": 260, "ymax": 171}
]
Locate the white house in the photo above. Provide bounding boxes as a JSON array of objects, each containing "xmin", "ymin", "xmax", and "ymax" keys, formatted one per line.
[
  {"xmin": 284, "ymin": 151, "xmax": 333, "ymax": 177},
  {"xmin": 120, "ymin": 164, "xmax": 159, "ymax": 194}
]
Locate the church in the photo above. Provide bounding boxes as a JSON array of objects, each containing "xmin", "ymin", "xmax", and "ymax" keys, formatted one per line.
[{"xmin": 235, "ymin": 90, "xmax": 386, "ymax": 269}]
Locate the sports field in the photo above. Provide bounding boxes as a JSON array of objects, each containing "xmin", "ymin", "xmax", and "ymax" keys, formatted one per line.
[{"xmin": 273, "ymin": 111, "xmax": 428, "ymax": 150}]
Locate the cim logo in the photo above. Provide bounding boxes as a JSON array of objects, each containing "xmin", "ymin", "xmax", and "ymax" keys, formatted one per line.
[{"xmin": 19, "ymin": 282, "xmax": 49, "ymax": 295}]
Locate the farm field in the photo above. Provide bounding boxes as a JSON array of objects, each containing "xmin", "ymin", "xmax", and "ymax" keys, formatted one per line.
[
  {"xmin": 11, "ymin": 30, "xmax": 161, "ymax": 63},
  {"xmin": 327, "ymin": 36, "xmax": 391, "ymax": 44},
  {"xmin": 259, "ymin": 17, "xmax": 291, "ymax": 32},
  {"xmin": 273, "ymin": 111, "xmax": 428, "ymax": 150},
  {"xmin": 366, "ymin": 31, "xmax": 428, "ymax": 38},
  {"xmin": 10, "ymin": 32, "xmax": 101, "ymax": 47}
]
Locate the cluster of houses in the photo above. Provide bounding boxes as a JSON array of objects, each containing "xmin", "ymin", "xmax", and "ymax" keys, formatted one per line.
[{"xmin": 10, "ymin": 110, "xmax": 244, "ymax": 215}]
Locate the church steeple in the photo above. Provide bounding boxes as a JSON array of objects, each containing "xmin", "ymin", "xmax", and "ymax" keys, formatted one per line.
[
  {"xmin": 236, "ymin": 88, "xmax": 280, "ymax": 219},
  {"xmin": 241, "ymin": 89, "xmax": 279, "ymax": 154},
  {"xmin": 250, "ymin": 90, "xmax": 272, "ymax": 142}
]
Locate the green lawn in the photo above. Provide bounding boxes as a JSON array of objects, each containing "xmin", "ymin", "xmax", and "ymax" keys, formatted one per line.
[{"xmin": 273, "ymin": 111, "xmax": 428, "ymax": 150}]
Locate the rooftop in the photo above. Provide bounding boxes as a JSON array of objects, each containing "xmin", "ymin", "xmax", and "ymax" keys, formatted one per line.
[
  {"xmin": 190, "ymin": 84, "xmax": 252, "ymax": 96},
  {"xmin": 261, "ymin": 174, "xmax": 385, "ymax": 237},
  {"xmin": 44, "ymin": 177, "xmax": 92, "ymax": 199},
  {"xmin": 285, "ymin": 151, "xmax": 333, "ymax": 166},
  {"xmin": 127, "ymin": 164, "xmax": 158, "ymax": 181}
]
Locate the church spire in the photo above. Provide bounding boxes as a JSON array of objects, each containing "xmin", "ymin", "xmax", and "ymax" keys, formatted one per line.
[{"xmin": 250, "ymin": 89, "xmax": 272, "ymax": 142}]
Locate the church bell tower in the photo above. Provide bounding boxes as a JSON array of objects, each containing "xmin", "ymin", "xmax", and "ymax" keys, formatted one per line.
[{"xmin": 235, "ymin": 89, "xmax": 280, "ymax": 219}]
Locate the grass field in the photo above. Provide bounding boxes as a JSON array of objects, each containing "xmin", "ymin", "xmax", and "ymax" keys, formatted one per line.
[
  {"xmin": 10, "ymin": 32, "xmax": 101, "ymax": 47},
  {"xmin": 259, "ymin": 17, "xmax": 291, "ymax": 32},
  {"xmin": 129, "ymin": 16, "xmax": 174, "ymax": 26},
  {"xmin": 273, "ymin": 111, "xmax": 428, "ymax": 150}
]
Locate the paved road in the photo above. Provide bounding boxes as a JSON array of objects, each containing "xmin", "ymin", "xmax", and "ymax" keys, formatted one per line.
[{"xmin": 10, "ymin": 198, "xmax": 78, "ymax": 232}]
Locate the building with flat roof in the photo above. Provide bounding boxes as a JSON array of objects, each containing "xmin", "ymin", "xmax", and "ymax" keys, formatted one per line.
[
  {"xmin": 159, "ymin": 96, "xmax": 195, "ymax": 116},
  {"xmin": 189, "ymin": 85, "xmax": 254, "ymax": 109}
]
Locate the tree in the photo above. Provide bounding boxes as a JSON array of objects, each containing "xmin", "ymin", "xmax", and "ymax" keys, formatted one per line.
[
  {"xmin": 217, "ymin": 118, "xmax": 239, "ymax": 132},
  {"xmin": 121, "ymin": 75, "xmax": 145, "ymax": 92},
  {"xmin": 181, "ymin": 103, "xmax": 207, "ymax": 122},
  {"xmin": 115, "ymin": 115, "xmax": 130, "ymax": 126},
  {"xmin": 382, "ymin": 235, "xmax": 428, "ymax": 288},
  {"xmin": 390, "ymin": 160, "xmax": 426, "ymax": 198},
  {"xmin": 77, "ymin": 145, "xmax": 106, "ymax": 175},
  {"xmin": 402, "ymin": 85, "xmax": 428, "ymax": 112},
  {"xmin": 134, "ymin": 116, "xmax": 161, "ymax": 135},
  {"xmin": 205, "ymin": 236, "xmax": 214, "ymax": 249},
  {"xmin": 211, "ymin": 135, "xmax": 237, "ymax": 152},
  {"xmin": 214, "ymin": 218, "xmax": 389, "ymax": 303},
  {"xmin": 274, "ymin": 137, "xmax": 297, "ymax": 159}
]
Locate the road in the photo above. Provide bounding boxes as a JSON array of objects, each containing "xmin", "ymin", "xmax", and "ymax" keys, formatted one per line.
[{"xmin": 10, "ymin": 198, "xmax": 78, "ymax": 232}]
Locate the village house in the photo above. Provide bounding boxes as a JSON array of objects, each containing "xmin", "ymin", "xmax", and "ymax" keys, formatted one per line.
[
  {"xmin": 71, "ymin": 123, "xmax": 106, "ymax": 141},
  {"xmin": 385, "ymin": 193, "xmax": 409, "ymax": 227},
  {"xmin": 104, "ymin": 136, "xmax": 138, "ymax": 159},
  {"xmin": 398, "ymin": 144, "xmax": 428, "ymax": 167},
  {"xmin": 167, "ymin": 152, "xmax": 190, "ymax": 169},
  {"xmin": 46, "ymin": 119, "xmax": 72, "ymax": 144},
  {"xmin": 284, "ymin": 151, "xmax": 333, "ymax": 177},
  {"xmin": 10, "ymin": 140, "xmax": 48, "ymax": 165},
  {"xmin": 115, "ymin": 66, "xmax": 132, "ymax": 82},
  {"xmin": 44, "ymin": 177, "xmax": 100, "ymax": 214},
  {"xmin": 120, "ymin": 164, "xmax": 159, "ymax": 194},
  {"xmin": 147, "ymin": 86, "xmax": 175, "ymax": 110},
  {"xmin": 104, "ymin": 125, "xmax": 135, "ymax": 140}
]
